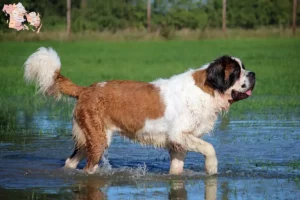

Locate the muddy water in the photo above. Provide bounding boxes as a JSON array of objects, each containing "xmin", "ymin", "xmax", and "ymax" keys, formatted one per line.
[{"xmin": 0, "ymin": 110, "xmax": 299, "ymax": 200}]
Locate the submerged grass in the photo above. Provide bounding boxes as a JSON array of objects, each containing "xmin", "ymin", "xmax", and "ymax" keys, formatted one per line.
[{"xmin": 0, "ymin": 38, "xmax": 300, "ymax": 131}]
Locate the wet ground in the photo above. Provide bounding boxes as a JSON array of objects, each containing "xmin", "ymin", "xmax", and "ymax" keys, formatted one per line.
[{"xmin": 0, "ymin": 110, "xmax": 299, "ymax": 200}]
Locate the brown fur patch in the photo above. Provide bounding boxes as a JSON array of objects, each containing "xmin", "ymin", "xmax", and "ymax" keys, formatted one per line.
[
  {"xmin": 74, "ymin": 80, "xmax": 165, "ymax": 138},
  {"xmin": 47, "ymin": 71, "xmax": 86, "ymax": 98},
  {"xmin": 192, "ymin": 70, "xmax": 214, "ymax": 96},
  {"xmin": 69, "ymin": 80, "xmax": 165, "ymax": 171},
  {"xmin": 74, "ymin": 92, "xmax": 108, "ymax": 171},
  {"xmin": 224, "ymin": 64, "xmax": 234, "ymax": 80}
]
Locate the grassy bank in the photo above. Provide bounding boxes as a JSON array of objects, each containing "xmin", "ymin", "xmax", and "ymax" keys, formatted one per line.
[
  {"xmin": 0, "ymin": 27, "xmax": 299, "ymax": 42},
  {"xmin": 0, "ymin": 38, "xmax": 300, "ymax": 131}
]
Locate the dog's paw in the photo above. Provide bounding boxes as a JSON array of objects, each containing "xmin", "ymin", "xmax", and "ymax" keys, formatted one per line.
[
  {"xmin": 205, "ymin": 156, "xmax": 218, "ymax": 175},
  {"xmin": 83, "ymin": 164, "xmax": 99, "ymax": 174},
  {"xmin": 64, "ymin": 158, "xmax": 77, "ymax": 169}
]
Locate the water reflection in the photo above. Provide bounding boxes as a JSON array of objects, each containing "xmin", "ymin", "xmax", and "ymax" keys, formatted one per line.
[
  {"xmin": 74, "ymin": 179, "xmax": 106, "ymax": 200},
  {"xmin": 1, "ymin": 107, "xmax": 300, "ymax": 199},
  {"xmin": 73, "ymin": 176, "xmax": 218, "ymax": 200},
  {"xmin": 204, "ymin": 177, "xmax": 217, "ymax": 200},
  {"xmin": 168, "ymin": 180, "xmax": 187, "ymax": 199}
]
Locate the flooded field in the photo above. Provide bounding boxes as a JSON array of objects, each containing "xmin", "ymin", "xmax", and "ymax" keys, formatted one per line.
[
  {"xmin": 0, "ymin": 39, "xmax": 300, "ymax": 199},
  {"xmin": 0, "ymin": 108, "xmax": 299, "ymax": 200}
]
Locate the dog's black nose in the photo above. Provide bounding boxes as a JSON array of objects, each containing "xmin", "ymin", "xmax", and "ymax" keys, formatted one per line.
[{"xmin": 248, "ymin": 72, "xmax": 255, "ymax": 78}]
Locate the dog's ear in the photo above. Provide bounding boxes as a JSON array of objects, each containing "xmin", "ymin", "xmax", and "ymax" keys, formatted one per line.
[{"xmin": 205, "ymin": 59, "xmax": 226, "ymax": 93}]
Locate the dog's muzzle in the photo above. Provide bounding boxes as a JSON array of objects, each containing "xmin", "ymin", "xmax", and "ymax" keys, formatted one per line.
[{"xmin": 230, "ymin": 72, "xmax": 256, "ymax": 103}]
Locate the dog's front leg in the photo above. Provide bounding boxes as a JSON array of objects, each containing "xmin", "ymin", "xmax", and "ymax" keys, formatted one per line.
[
  {"xmin": 169, "ymin": 150, "xmax": 186, "ymax": 175},
  {"xmin": 185, "ymin": 135, "xmax": 218, "ymax": 175}
]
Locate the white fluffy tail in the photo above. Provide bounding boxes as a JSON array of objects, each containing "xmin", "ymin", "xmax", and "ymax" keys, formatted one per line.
[
  {"xmin": 24, "ymin": 47, "xmax": 61, "ymax": 95},
  {"xmin": 24, "ymin": 47, "xmax": 85, "ymax": 99}
]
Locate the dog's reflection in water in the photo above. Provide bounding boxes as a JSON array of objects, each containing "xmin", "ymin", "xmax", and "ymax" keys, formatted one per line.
[
  {"xmin": 168, "ymin": 180, "xmax": 187, "ymax": 199},
  {"xmin": 73, "ymin": 179, "xmax": 106, "ymax": 200},
  {"xmin": 168, "ymin": 176, "xmax": 217, "ymax": 200},
  {"xmin": 73, "ymin": 176, "xmax": 218, "ymax": 200},
  {"xmin": 204, "ymin": 177, "xmax": 218, "ymax": 200}
]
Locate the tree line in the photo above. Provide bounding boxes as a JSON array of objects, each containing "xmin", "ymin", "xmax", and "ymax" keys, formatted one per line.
[{"xmin": 0, "ymin": 0, "xmax": 299, "ymax": 33}]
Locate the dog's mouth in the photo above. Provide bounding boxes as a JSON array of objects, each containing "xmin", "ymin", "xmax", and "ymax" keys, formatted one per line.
[
  {"xmin": 229, "ymin": 89, "xmax": 252, "ymax": 104},
  {"xmin": 229, "ymin": 79, "xmax": 255, "ymax": 104}
]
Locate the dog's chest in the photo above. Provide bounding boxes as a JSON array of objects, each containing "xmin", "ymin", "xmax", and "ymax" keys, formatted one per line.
[
  {"xmin": 140, "ymin": 92, "xmax": 218, "ymax": 138},
  {"xmin": 176, "ymin": 98, "xmax": 218, "ymax": 136},
  {"xmin": 138, "ymin": 75, "xmax": 220, "ymax": 142}
]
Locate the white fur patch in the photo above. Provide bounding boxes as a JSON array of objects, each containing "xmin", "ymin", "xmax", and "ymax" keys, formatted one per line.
[
  {"xmin": 64, "ymin": 148, "xmax": 86, "ymax": 169},
  {"xmin": 106, "ymin": 129, "xmax": 114, "ymax": 146},
  {"xmin": 24, "ymin": 47, "xmax": 61, "ymax": 95},
  {"xmin": 136, "ymin": 124, "xmax": 167, "ymax": 148},
  {"xmin": 97, "ymin": 82, "xmax": 107, "ymax": 87},
  {"xmin": 72, "ymin": 119, "xmax": 86, "ymax": 147},
  {"xmin": 231, "ymin": 57, "xmax": 242, "ymax": 68},
  {"xmin": 200, "ymin": 63, "xmax": 210, "ymax": 70}
]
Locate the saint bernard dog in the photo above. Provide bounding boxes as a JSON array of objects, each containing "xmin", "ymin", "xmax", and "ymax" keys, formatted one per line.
[{"xmin": 24, "ymin": 47, "xmax": 255, "ymax": 175}]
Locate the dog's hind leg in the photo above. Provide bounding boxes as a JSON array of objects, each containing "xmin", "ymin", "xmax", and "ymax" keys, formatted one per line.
[
  {"xmin": 64, "ymin": 118, "xmax": 87, "ymax": 169},
  {"xmin": 80, "ymin": 119, "xmax": 108, "ymax": 174},
  {"xmin": 65, "ymin": 147, "xmax": 86, "ymax": 169},
  {"xmin": 64, "ymin": 119, "xmax": 87, "ymax": 169},
  {"xmin": 84, "ymin": 129, "xmax": 108, "ymax": 174}
]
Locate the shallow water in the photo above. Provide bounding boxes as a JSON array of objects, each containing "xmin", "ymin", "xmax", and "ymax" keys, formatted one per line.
[{"xmin": 0, "ymin": 110, "xmax": 300, "ymax": 200}]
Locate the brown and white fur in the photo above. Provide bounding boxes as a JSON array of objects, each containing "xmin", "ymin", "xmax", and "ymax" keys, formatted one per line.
[{"xmin": 24, "ymin": 47, "xmax": 255, "ymax": 175}]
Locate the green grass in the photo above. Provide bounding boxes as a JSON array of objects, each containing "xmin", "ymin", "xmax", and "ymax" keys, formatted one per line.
[{"xmin": 0, "ymin": 38, "xmax": 300, "ymax": 130}]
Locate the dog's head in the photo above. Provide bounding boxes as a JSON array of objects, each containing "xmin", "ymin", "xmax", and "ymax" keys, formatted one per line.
[{"xmin": 199, "ymin": 56, "xmax": 255, "ymax": 103}]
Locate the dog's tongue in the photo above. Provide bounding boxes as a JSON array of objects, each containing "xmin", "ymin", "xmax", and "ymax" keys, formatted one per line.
[{"xmin": 246, "ymin": 90, "xmax": 252, "ymax": 96}]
